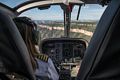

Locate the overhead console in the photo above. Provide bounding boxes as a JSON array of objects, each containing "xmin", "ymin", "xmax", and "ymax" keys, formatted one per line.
[{"xmin": 40, "ymin": 38, "xmax": 88, "ymax": 64}]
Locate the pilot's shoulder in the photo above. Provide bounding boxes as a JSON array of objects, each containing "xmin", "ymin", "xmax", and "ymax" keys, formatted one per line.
[{"xmin": 36, "ymin": 54, "xmax": 49, "ymax": 62}]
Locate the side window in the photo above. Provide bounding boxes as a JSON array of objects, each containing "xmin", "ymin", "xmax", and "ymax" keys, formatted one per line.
[{"xmin": 70, "ymin": 4, "xmax": 107, "ymax": 42}]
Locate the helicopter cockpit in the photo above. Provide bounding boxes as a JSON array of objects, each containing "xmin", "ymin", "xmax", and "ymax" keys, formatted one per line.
[
  {"xmin": 34, "ymin": 2, "xmax": 88, "ymax": 79},
  {"xmin": 0, "ymin": 0, "xmax": 107, "ymax": 80}
]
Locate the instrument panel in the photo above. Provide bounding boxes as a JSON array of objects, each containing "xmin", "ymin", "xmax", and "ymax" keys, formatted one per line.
[{"xmin": 40, "ymin": 38, "xmax": 87, "ymax": 64}]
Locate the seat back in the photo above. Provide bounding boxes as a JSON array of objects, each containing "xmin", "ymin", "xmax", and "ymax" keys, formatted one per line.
[
  {"xmin": 77, "ymin": 0, "xmax": 120, "ymax": 80},
  {"xmin": 0, "ymin": 11, "xmax": 35, "ymax": 80}
]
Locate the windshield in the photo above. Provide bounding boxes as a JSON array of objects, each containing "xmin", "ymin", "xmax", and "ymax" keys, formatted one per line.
[
  {"xmin": 0, "ymin": 0, "xmax": 28, "ymax": 8},
  {"xmin": 20, "ymin": 5, "xmax": 64, "ymax": 40},
  {"xmin": 20, "ymin": 4, "xmax": 106, "ymax": 42}
]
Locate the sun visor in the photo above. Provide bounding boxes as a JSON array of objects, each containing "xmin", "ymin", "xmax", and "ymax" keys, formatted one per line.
[
  {"xmin": 80, "ymin": 0, "xmax": 111, "ymax": 5},
  {"xmin": 97, "ymin": 0, "xmax": 111, "ymax": 5},
  {"xmin": 79, "ymin": 0, "xmax": 98, "ymax": 4}
]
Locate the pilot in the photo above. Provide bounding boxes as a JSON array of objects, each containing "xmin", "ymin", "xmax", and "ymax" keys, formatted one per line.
[{"xmin": 14, "ymin": 17, "xmax": 59, "ymax": 80}]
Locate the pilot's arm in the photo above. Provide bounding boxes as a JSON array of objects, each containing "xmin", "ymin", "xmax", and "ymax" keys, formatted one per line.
[
  {"xmin": 48, "ymin": 58, "xmax": 59, "ymax": 80},
  {"xmin": 35, "ymin": 54, "xmax": 59, "ymax": 80}
]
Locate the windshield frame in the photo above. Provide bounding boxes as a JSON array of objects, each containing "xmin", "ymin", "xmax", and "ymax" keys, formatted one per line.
[{"xmin": 14, "ymin": 0, "xmax": 83, "ymax": 14}]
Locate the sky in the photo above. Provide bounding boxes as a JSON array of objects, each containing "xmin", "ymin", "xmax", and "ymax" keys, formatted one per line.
[
  {"xmin": 0, "ymin": 0, "xmax": 107, "ymax": 21},
  {"xmin": 20, "ymin": 5, "xmax": 107, "ymax": 21}
]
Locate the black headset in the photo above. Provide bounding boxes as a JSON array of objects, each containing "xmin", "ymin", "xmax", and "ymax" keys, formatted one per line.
[
  {"xmin": 32, "ymin": 22, "xmax": 40, "ymax": 45},
  {"xmin": 14, "ymin": 17, "xmax": 40, "ymax": 45}
]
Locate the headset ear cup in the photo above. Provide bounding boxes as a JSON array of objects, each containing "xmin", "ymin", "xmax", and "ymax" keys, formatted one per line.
[{"xmin": 32, "ymin": 30, "xmax": 40, "ymax": 45}]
